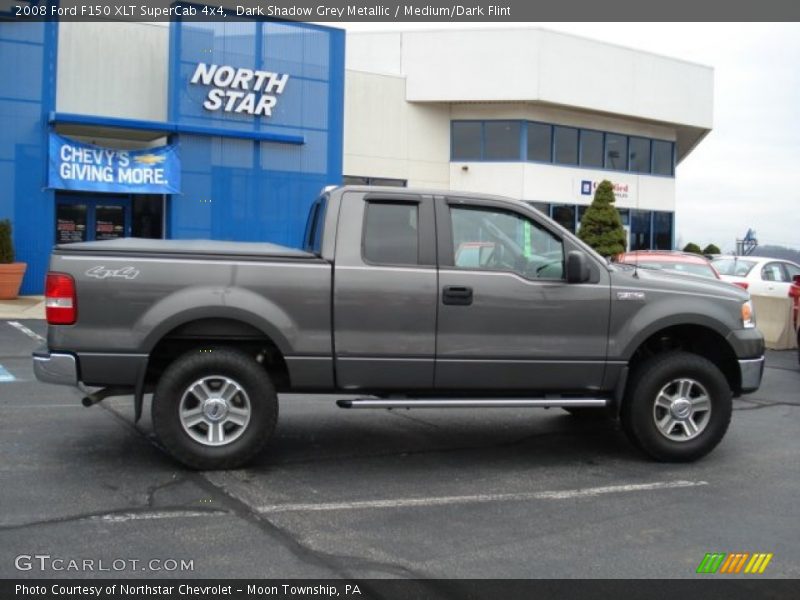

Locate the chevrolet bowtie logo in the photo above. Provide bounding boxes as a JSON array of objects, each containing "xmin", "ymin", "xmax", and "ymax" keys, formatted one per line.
[
  {"xmin": 134, "ymin": 154, "xmax": 166, "ymax": 165},
  {"xmin": 697, "ymin": 552, "xmax": 774, "ymax": 574}
]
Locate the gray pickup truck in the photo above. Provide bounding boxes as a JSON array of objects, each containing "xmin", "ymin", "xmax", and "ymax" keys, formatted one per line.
[{"xmin": 34, "ymin": 186, "xmax": 765, "ymax": 469}]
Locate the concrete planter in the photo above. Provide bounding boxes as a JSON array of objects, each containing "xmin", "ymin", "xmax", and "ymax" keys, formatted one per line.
[{"xmin": 0, "ymin": 262, "xmax": 27, "ymax": 299}]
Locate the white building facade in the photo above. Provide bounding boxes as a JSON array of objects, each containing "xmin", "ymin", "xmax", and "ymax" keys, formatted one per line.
[{"xmin": 343, "ymin": 28, "xmax": 714, "ymax": 250}]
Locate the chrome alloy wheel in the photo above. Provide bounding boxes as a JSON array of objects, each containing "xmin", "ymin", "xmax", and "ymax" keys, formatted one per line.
[
  {"xmin": 652, "ymin": 378, "xmax": 712, "ymax": 442},
  {"xmin": 178, "ymin": 376, "xmax": 251, "ymax": 447}
]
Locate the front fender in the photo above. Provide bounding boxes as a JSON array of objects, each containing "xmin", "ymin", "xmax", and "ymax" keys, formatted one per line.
[{"xmin": 609, "ymin": 292, "xmax": 742, "ymax": 361}]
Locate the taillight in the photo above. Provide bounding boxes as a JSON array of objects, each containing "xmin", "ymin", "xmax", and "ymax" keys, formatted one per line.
[
  {"xmin": 733, "ymin": 281, "xmax": 749, "ymax": 290},
  {"xmin": 45, "ymin": 272, "xmax": 77, "ymax": 325},
  {"xmin": 790, "ymin": 284, "xmax": 800, "ymax": 329}
]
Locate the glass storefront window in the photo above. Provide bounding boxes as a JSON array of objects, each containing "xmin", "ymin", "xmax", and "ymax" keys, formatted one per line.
[
  {"xmin": 56, "ymin": 203, "xmax": 88, "ymax": 244},
  {"xmin": 484, "ymin": 121, "xmax": 521, "ymax": 160},
  {"xmin": 451, "ymin": 122, "xmax": 482, "ymax": 160},
  {"xmin": 132, "ymin": 195, "xmax": 164, "ymax": 239},
  {"xmin": 529, "ymin": 202, "xmax": 550, "ymax": 215},
  {"xmin": 580, "ymin": 129, "xmax": 604, "ymax": 168},
  {"xmin": 652, "ymin": 140, "xmax": 674, "ymax": 176},
  {"xmin": 527, "ymin": 122, "xmax": 552, "ymax": 163},
  {"xmin": 553, "ymin": 126, "xmax": 578, "ymax": 165},
  {"xmin": 450, "ymin": 120, "xmax": 676, "ymax": 178},
  {"xmin": 605, "ymin": 134, "xmax": 628, "ymax": 170},
  {"xmin": 551, "ymin": 204, "xmax": 576, "ymax": 233},
  {"xmin": 630, "ymin": 210, "xmax": 652, "ymax": 250},
  {"xmin": 628, "ymin": 137, "xmax": 651, "ymax": 173},
  {"xmin": 652, "ymin": 211, "xmax": 673, "ymax": 250}
]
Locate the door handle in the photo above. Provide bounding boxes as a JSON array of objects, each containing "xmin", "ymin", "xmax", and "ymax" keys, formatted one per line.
[{"xmin": 443, "ymin": 285, "xmax": 473, "ymax": 306}]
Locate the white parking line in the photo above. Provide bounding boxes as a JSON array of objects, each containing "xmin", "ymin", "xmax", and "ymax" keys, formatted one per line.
[
  {"xmin": 87, "ymin": 510, "xmax": 229, "ymax": 523},
  {"xmin": 0, "ymin": 364, "xmax": 15, "ymax": 382},
  {"xmin": 256, "ymin": 480, "xmax": 708, "ymax": 513},
  {"xmin": 7, "ymin": 320, "xmax": 46, "ymax": 344}
]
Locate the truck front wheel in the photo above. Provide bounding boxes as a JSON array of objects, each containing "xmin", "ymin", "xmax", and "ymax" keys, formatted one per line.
[
  {"xmin": 152, "ymin": 347, "xmax": 278, "ymax": 470},
  {"xmin": 621, "ymin": 351, "xmax": 732, "ymax": 462}
]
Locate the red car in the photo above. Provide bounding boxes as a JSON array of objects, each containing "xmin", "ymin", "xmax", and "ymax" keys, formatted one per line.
[{"xmin": 615, "ymin": 251, "xmax": 721, "ymax": 280}]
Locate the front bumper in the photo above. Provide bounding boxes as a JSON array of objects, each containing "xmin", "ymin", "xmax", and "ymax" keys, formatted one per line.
[
  {"xmin": 32, "ymin": 348, "xmax": 78, "ymax": 386},
  {"xmin": 738, "ymin": 356, "xmax": 765, "ymax": 393}
]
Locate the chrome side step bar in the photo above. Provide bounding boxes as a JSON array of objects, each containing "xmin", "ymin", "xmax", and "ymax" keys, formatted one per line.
[{"xmin": 336, "ymin": 398, "xmax": 608, "ymax": 409}]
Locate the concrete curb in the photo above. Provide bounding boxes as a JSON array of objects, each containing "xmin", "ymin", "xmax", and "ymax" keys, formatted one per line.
[{"xmin": 0, "ymin": 296, "xmax": 45, "ymax": 320}]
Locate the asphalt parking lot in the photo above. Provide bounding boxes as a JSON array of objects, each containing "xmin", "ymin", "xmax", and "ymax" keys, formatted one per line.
[{"xmin": 1, "ymin": 318, "xmax": 798, "ymax": 580}]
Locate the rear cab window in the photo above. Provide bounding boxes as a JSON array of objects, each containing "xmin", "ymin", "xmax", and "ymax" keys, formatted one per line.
[
  {"xmin": 303, "ymin": 195, "xmax": 327, "ymax": 255},
  {"xmin": 362, "ymin": 202, "xmax": 420, "ymax": 266}
]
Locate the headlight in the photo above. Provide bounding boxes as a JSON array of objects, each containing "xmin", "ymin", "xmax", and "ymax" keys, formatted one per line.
[{"xmin": 741, "ymin": 300, "xmax": 756, "ymax": 329}]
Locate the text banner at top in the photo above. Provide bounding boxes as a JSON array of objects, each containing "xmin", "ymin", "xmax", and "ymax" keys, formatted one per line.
[{"xmin": 4, "ymin": 0, "xmax": 800, "ymax": 22}]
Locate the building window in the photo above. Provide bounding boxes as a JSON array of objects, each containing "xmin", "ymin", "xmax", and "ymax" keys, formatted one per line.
[
  {"xmin": 628, "ymin": 137, "xmax": 651, "ymax": 174},
  {"xmin": 363, "ymin": 202, "xmax": 419, "ymax": 265},
  {"xmin": 484, "ymin": 121, "xmax": 521, "ymax": 160},
  {"xmin": 528, "ymin": 201, "xmax": 550, "ymax": 215},
  {"xmin": 551, "ymin": 204, "xmax": 576, "ymax": 233},
  {"xmin": 652, "ymin": 140, "xmax": 674, "ymax": 176},
  {"xmin": 451, "ymin": 122, "xmax": 482, "ymax": 160},
  {"xmin": 343, "ymin": 176, "xmax": 407, "ymax": 187},
  {"xmin": 450, "ymin": 120, "xmax": 675, "ymax": 177},
  {"xmin": 630, "ymin": 209, "xmax": 652, "ymax": 251},
  {"xmin": 526, "ymin": 122, "xmax": 552, "ymax": 163},
  {"xmin": 580, "ymin": 129, "xmax": 604, "ymax": 168},
  {"xmin": 577, "ymin": 205, "xmax": 589, "ymax": 228},
  {"xmin": 652, "ymin": 211, "xmax": 673, "ymax": 250},
  {"xmin": 553, "ymin": 126, "xmax": 579, "ymax": 165},
  {"xmin": 605, "ymin": 133, "xmax": 628, "ymax": 171}
]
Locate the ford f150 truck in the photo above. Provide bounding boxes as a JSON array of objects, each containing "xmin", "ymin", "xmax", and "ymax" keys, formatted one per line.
[{"xmin": 33, "ymin": 186, "xmax": 765, "ymax": 469}]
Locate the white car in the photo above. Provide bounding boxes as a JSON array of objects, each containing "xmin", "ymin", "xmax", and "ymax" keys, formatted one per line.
[{"xmin": 712, "ymin": 256, "xmax": 800, "ymax": 297}]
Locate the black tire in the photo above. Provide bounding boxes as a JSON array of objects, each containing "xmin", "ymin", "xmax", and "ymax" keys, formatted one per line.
[
  {"xmin": 152, "ymin": 347, "xmax": 278, "ymax": 470},
  {"xmin": 621, "ymin": 351, "xmax": 732, "ymax": 462}
]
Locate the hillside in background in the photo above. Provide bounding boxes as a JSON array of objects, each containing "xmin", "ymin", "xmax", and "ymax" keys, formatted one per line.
[{"xmin": 751, "ymin": 245, "xmax": 800, "ymax": 263}]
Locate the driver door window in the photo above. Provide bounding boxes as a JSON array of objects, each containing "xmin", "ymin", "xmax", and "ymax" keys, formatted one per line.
[{"xmin": 450, "ymin": 206, "xmax": 564, "ymax": 280}]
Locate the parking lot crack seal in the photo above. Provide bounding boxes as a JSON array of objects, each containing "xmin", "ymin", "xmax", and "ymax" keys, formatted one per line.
[
  {"xmin": 734, "ymin": 399, "xmax": 800, "ymax": 411},
  {"xmin": 97, "ymin": 401, "xmax": 436, "ymax": 583},
  {"xmin": 192, "ymin": 473, "xmax": 432, "ymax": 581}
]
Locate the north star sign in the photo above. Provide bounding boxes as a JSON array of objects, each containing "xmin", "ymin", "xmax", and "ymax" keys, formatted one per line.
[{"xmin": 190, "ymin": 63, "xmax": 289, "ymax": 117}]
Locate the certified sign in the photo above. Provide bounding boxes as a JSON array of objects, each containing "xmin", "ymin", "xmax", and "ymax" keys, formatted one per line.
[
  {"xmin": 578, "ymin": 179, "xmax": 633, "ymax": 201},
  {"xmin": 190, "ymin": 63, "xmax": 289, "ymax": 117}
]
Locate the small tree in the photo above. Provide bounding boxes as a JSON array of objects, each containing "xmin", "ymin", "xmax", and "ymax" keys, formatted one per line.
[
  {"xmin": 702, "ymin": 243, "xmax": 721, "ymax": 255},
  {"xmin": 683, "ymin": 242, "xmax": 703, "ymax": 255},
  {"xmin": 0, "ymin": 219, "xmax": 14, "ymax": 264},
  {"xmin": 578, "ymin": 180, "xmax": 627, "ymax": 257}
]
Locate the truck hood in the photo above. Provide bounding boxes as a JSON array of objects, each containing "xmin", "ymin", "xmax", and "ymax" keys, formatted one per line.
[{"xmin": 609, "ymin": 264, "xmax": 750, "ymax": 302}]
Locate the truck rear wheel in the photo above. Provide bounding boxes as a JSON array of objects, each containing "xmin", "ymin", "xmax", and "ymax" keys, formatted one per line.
[
  {"xmin": 152, "ymin": 347, "xmax": 278, "ymax": 470},
  {"xmin": 621, "ymin": 351, "xmax": 732, "ymax": 462}
]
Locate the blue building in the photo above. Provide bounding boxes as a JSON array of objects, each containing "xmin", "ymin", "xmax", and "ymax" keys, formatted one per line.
[{"xmin": 0, "ymin": 17, "xmax": 344, "ymax": 294}]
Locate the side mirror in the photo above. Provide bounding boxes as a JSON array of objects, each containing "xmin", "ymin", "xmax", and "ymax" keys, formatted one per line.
[
  {"xmin": 566, "ymin": 251, "xmax": 591, "ymax": 283},
  {"xmin": 794, "ymin": 275, "xmax": 800, "ymax": 286}
]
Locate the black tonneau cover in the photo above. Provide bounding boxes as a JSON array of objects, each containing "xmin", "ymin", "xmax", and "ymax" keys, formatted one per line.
[{"xmin": 54, "ymin": 237, "xmax": 315, "ymax": 259}]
